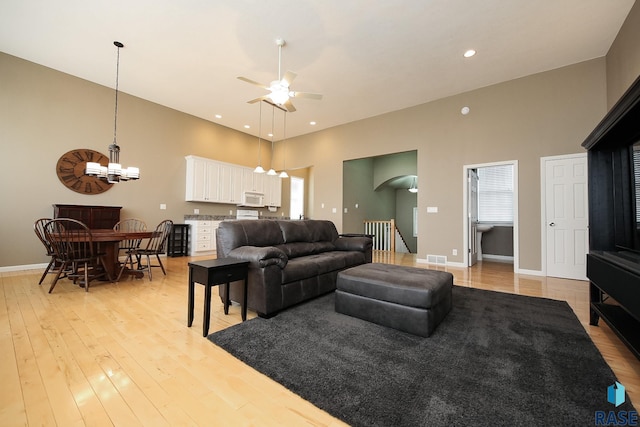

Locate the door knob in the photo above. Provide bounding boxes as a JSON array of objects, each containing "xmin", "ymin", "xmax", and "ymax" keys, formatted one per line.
[{"xmin": 549, "ymin": 222, "xmax": 555, "ymax": 227}]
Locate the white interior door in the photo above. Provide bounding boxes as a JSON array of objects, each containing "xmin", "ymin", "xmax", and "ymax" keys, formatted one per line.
[
  {"xmin": 544, "ymin": 155, "xmax": 588, "ymax": 280},
  {"xmin": 468, "ymin": 169, "xmax": 478, "ymax": 266}
]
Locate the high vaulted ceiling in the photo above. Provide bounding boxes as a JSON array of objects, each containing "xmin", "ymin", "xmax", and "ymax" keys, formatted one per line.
[{"xmin": 0, "ymin": 1, "xmax": 635, "ymax": 140}]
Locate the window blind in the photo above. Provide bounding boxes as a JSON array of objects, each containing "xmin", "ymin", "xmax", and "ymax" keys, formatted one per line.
[{"xmin": 478, "ymin": 165, "xmax": 514, "ymax": 223}]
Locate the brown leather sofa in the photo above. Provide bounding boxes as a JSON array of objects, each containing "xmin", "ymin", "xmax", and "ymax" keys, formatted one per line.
[{"xmin": 216, "ymin": 219, "xmax": 373, "ymax": 317}]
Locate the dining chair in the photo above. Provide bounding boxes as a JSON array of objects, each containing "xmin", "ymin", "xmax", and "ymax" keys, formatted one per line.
[
  {"xmin": 33, "ymin": 218, "xmax": 67, "ymax": 285},
  {"xmin": 43, "ymin": 218, "xmax": 113, "ymax": 293},
  {"xmin": 126, "ymin": 219, "xmax": 173, "ymax": 281},
  {"xmin": 113, "ymin": 218, "xmax": 147, "ymax": 273}
]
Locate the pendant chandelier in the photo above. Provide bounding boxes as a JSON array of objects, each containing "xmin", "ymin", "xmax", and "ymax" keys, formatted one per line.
[
  {"xmin": 408, "ymin": 176, "xmax": 418, "ymax": 193},
  {"xmin": 254, "ymin": 101, "xmax": 289, "ymax": 178},
  {"xmin": 86, "ymin": 41, "xmax": 140, "ymax": 183}
]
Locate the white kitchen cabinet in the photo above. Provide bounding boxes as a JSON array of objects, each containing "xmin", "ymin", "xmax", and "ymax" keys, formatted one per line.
[
  {"xmin": 265, "ymin": 174, "xmax": 282, "ymax": 207},
  {"xmin": 219, "ymin": 164, "xmax": 244, "ymax": 204},
  {"xmin": 185, "ymin": 220, "xmax": 221, "ymax": 256},
  {"xmin": 185, "ymin": 156, "xmax": 220, "ymax": 202},
  {"xmin": 242, "ymin": 168, "xmax": 265, "ymax": 193}
]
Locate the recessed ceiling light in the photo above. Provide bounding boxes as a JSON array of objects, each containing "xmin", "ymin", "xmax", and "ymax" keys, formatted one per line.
[
  {"xmin": 268, "ymin": 133, "xmax": 274, "ymax": 137},
  {"xmin": 215, "ymin": 114, "xmax": 222, "ymax": 119},
  {"xmin": 244, "ymin": 125, "xmax": 250, "ymax": 129},
  {"xmin": 463, "ymin": 49, "xmax": 476, "ymax": 58},
  {"xmin": 310, "ymin": 121, "xmax": 317, "ymax": 126}
]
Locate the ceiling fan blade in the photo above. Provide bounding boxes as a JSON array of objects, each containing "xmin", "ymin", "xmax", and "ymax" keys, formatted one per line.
[
  {"xmin": 238, "ymin": 76, "xmax": 270, "ymax": 89},
  {"xmin": 281, "ymin": 71, "xmax": 297, "ymax": 87},
  {"xmin": 247, "ymin": 95, "xmax": 270, "ymax": 104},
  {"xmin": 283, "ymin": 99, "xmax": 297, "ymax": 113},
  {"xmin": 291, "ymin": 91, "xmax": 323, "ymax": 100}
]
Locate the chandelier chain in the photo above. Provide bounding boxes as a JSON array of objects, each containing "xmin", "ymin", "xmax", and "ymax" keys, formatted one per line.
[{"xmin": 113, "ymin": 44, "xmax": 120, "ymax": 146}]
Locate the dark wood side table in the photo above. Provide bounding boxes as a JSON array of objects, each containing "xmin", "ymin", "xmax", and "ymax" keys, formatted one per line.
[{"xmin": 187, "ymin": 258, "xmax": 250, "ymax": 337}]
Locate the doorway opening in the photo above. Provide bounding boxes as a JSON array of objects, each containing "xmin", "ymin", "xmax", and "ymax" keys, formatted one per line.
[
  {"xmin": 290, "ymin": 176, "xmax": 305, "ymax": 220},
  {"xmin": 463, "ymin": 161, "xmax": 519, "ymax": 271}
]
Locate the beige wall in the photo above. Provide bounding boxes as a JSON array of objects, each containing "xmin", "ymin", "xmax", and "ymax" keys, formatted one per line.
[
  {"xmin": 283, "ymin": 59, "xmax": 607, "ymax": 270},
  {"xmin": 0, "ymin": 53, "xmax": 274, "ymax": 267},
  {"xmin": 606, "ymin": 0, "xmax": 640, "ymax": 108}
]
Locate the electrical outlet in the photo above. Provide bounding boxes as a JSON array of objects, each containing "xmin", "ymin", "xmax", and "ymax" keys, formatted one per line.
[
  {"xmin": 344, "ymin": 208, "xmax": 348, "ymax": 213},
  {"xmin": 452, "ymin": 249, "xmax": 458, "ymax": 256},
  {"xmin": 332, "ymin": 208, "xmax": 337, "ymax": 213},
  {"xmin": 194, "ymin": 208, "xmax": 199, "ymax": 214},
  {"xmin": 160, "ymin": 204, "xmax": 167, "ymax": 210}
]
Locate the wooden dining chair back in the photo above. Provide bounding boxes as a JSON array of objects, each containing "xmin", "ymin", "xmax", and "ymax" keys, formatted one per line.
[
  {"xmin": 33, "ymin": 218, "xmax": 65, "ymax": 285},
  {"xmin": 43, "ymin": 218, "xmax": 112, "ymax": 293},
  {"xmin": 131, "ymin": 219, "xmax": 173, "ymax": 281},
  {"xmin": 113, "ymin": 218, "xmax": 147, "ymax": 272}
]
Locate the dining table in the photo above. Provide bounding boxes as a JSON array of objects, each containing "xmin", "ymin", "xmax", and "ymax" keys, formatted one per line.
[
  {"xmin": 51, "ymin": 229, "xmax": 157, "ymax": 281},
  {"xmin": 88, "ymin": 229, "xmax": 156, "ymax": 280}
]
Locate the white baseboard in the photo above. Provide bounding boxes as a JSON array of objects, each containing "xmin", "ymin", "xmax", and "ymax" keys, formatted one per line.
[
  {"xmin": 416, "ymin": 257, "xmax": 466, "ymax": 268},
  {"xmin": 481, "ymin": 254, "xmax": 514, "ymax": 263},
  {"xmin": 0, "ymin": 263, "xmax": 47, "ymax": 273},
  {"xmin": 516, "ymin": 268, "xmax": 544, "ymax": 276},
  {"xmin": 446, "ymin": 261, "xmax": 467, "ymax": 268},
  {"xmin": 0, "ymin": 254, "xmax": 169, "ymax": 274}
]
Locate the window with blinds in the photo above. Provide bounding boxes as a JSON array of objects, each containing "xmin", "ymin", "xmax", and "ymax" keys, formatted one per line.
[{"xmin": 478, "ymin": 165, "xmax": 514, "ymax": 223}]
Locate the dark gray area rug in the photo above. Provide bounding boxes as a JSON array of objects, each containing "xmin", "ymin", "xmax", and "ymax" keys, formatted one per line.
[{"xmin": 208, "ymin": 286, "xmax": 636, "ymax": 426}]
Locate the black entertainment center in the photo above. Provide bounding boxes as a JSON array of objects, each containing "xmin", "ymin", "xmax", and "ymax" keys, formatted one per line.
[{"xmin": 582, "ymin": 73, "xmax": 640, "ymax": 360}]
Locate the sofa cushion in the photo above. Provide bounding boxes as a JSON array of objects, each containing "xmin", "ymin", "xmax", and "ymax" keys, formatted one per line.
[
  {"xmin": 276, "ymin": 241, "xmax": 337, "ymax": 258},
  {"xmin": 306, "ymin": 220, "xmax": 339, "ymax": 242},
  {"xmin": 217, "ymin": 220, "xmax": 284, "ymax": 258},
  {"xmin": 275, "ymin": 242, "xmax": 315, "ymax": 258},
  {"xmin": 242, "ymin": 220, "xmax": 285, "ymax": 247},
  {"xmin": 339, "ymin": 250, "xmax": 367, "ymax": 267},
  {"xmin": 278, "ymin": 220, "xmax": 310, "ymax": 243},
  {"xmin": 313, "ymin": 241, "xmax": 336, "ymax": 253},
  {"xmin": 282, "ymin": 257, "xmax": 320, "ymax": 283},
  {"xmin": 307, "ymin": 252, "xmax": 347, "ymax": 274}
]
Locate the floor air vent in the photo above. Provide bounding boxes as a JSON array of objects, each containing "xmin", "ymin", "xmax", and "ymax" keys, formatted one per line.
[{"xmin": 426, "ymin": 254, "xmax": 447, "ymax": 265}]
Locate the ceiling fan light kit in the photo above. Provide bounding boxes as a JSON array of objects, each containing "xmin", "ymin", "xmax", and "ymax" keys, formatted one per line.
[
  {"xmin": 245, "ymin": 38, "xmax": 317, "ymax": 176},
  {"xmin": 238, "ymin": 37, "xmax": 323, "ymax": 113}
]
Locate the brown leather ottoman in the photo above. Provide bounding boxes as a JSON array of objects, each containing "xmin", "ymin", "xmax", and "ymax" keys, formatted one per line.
[{"xmin": 335, "ymin": 263, "xmax": 453, "ymax": 337}]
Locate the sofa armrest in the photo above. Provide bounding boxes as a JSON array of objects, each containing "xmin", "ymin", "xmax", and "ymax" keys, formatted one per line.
[
  {"xmin": 227, "ymin": 246, "xmax": 288, "ymax": 269},
  {"xmin": 334, "ymin": 236, "xmax": 373, "ymax": 252}
]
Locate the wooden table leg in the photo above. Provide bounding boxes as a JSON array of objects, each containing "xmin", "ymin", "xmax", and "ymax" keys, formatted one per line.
[
  {"xmin": 242, "ymin": 277, "xmax": 248, "ymax": 321},
  {"xmin": 187, "ymin": 267, "xmax": 195, "ymax": 327},
  {"xmin": 203, "ymin": 284, "xmax": 212, "ymax": 337},
  {"xmin": 223, "ymin": 282, "xmax": 230, "ymax": 315}
]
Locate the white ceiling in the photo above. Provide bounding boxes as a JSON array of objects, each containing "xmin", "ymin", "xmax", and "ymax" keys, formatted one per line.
[{"xmin": 0, "ymin": 0, "xmax": 635, "ymax": 140}]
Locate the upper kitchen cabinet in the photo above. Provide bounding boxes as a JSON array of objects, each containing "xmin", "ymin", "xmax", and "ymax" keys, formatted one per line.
[{"xmin": 185, "ymin": 155, "xmax": 220, "ymax": 202}]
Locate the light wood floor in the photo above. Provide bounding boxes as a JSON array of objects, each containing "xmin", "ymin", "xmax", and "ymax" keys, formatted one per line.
[{"xmin": 1, "ymin": 253, "xmax": 638, "ymax": 426}]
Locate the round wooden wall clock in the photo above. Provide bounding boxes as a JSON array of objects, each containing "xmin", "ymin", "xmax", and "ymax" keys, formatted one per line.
[{"xmin": 56, "ymin": 149, "xmax": 113, "ymax": 194}]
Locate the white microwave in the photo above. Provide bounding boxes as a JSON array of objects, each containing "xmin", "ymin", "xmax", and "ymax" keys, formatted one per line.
[{"xmin": 239, "ymin": 191, "xmax": 264, "ymax": 207}]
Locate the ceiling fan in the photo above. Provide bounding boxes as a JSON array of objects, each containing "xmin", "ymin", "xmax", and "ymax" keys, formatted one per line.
[{"xmin": 238, "ymin": 38, "xmax": 322, "ymax": 113}]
